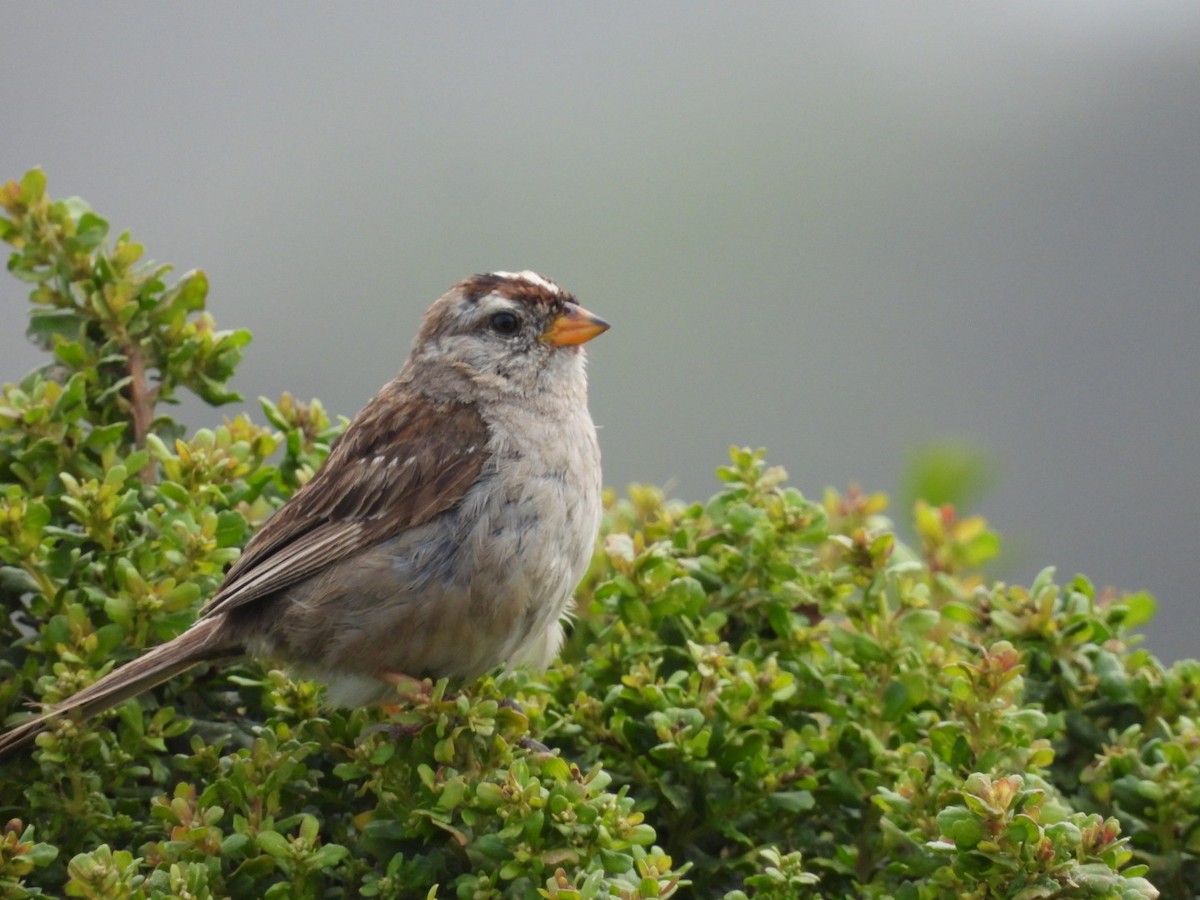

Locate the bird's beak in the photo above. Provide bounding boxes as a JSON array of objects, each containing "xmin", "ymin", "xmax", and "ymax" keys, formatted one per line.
[{"xmin": 542, "ymin": 305, "xmax": 611, "ymax": 346}]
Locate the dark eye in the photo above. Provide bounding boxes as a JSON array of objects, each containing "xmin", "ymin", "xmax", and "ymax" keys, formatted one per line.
[{"xmin": 490, "ymin": 311, "xmax": 520, "ymax": 335}]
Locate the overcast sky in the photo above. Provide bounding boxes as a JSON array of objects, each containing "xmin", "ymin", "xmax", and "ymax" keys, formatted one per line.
[{"xmin": 2, "ymin": 2, "xmax": 1198, "ymax": 659}]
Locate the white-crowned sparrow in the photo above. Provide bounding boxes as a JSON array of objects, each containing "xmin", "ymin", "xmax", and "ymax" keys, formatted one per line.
[{"xmin": 0, "ymin": 270, "xmax": 608, "ymax": 755}]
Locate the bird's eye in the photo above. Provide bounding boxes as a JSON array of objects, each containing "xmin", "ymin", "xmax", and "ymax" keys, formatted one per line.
[{"xmin": 490, "ymin": 311, "xmax": 520, "ymax": 335}]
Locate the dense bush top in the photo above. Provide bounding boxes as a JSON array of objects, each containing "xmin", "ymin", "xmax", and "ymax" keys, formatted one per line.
[{"xmin": 1, "ymin": 171, "xmax": 1197, "ymax": 898}]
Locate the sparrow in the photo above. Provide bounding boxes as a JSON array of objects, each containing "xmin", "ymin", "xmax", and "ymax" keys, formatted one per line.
[{"xmin": 0, "ymin": 270, "xmax": 609, "ymax": 756}]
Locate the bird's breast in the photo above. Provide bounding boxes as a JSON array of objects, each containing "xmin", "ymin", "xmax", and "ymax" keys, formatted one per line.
[{"xmin": 460, "ymin": 400, "xmax": 602, "ymax": 661}]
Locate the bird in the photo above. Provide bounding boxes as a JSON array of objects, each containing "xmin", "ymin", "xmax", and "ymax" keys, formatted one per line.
[{"xmin": 0, "ymin": 270, "xmax": 609, "ymax": 756}]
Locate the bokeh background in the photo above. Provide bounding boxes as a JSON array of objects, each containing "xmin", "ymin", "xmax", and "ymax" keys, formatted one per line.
[{"xmin": 2, "ymin": 3, "xmax": 1197, "ymax": 658}]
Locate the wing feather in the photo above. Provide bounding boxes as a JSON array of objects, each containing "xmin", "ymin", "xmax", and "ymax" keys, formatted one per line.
[{"xmin": 201, "ymin": 389, "xmax": 487, "ymax": 619}]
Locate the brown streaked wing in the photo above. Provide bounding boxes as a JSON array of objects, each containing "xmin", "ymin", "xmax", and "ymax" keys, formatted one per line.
[{"xmin": 199, "ymin": 393, "xmax": 488, "ymax": 619}]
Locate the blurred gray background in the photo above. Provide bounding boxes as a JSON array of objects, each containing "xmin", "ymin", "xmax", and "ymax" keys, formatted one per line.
[{"xmin": 2, "ymin": 3, "xmax": 1197, "ymax": 658}]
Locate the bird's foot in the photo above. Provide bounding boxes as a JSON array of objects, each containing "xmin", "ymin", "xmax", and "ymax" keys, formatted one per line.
[
  {"xmin": 374, "ymin": 671, "xmax": 434, "ymax": 711},
  {"xmin": 361, "ymin": 720, "xmax": 428, "ymax": 742},
  {"xmin": 360, "ymin": 673, "xmax": 431, "ymax": 742}
]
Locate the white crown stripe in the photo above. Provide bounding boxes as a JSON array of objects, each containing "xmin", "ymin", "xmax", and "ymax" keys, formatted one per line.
[{"xmin": 490, "ymin": 270, "xmax": 560, "ymax": 294}]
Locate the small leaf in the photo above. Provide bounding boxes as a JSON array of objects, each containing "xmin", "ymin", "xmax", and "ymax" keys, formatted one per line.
[
  {"xmin": 897, "ymin": 608, "xmax": 940, "ymax": 638},
  {"xmin": 1113, "ymin": 591, "xmax": 1157, "ymax": 629},
  {"xmin": 216, "ymin": 510, "xmax": 248, "ymax": 548},
  {"xmin": 74, "ymin": 211, "xmax": 109, "ymax": 249},
  {"xmin": 769, "ymin": 790, "xmax": 815, "ymax": 813},
  {"xmin": 54, "ymin": 340, "xmax": 88, "ymax": 368},
  {"xmin": 882, "ymin": 680, "xmax": 910, "ymax": 722},
  {"xmin": 829, "ymin": 626, "xmax": 888, "ymax": 664},
  {"xmin": 19, "ymin": 168, "xmax": 47, "ymax": 205},
  {"xmin": 310, "ymin": 843, "xmax": 349, "ymax": 869},
  {"xmin": 256, "ymin": 830, "xmax": 291, "ymax": 858}
]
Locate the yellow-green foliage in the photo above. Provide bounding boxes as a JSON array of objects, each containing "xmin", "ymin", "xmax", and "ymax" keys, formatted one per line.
[{"xmin": 2, "ymin": 171, "xmax": 1196, "ymax": 899}]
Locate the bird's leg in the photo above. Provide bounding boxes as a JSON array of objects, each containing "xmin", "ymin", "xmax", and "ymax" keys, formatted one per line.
[
  {"xmin": 359, "ymin": 672, "xmax": 435, "ymax": 742},
  {"xmin": 375, "ymin": 671, "xmax": 431, "ymax": 703}
]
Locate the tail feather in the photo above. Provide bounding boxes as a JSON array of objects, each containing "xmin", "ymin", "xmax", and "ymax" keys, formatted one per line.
[{"xmin": 0, "ymin": 615, "xmax": 233, "ymax": 757}]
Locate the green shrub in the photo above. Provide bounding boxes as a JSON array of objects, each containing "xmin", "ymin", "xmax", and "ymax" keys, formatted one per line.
[{"xmin": 1, "ymin": 170, "xmax": 1195, "ymax": 898}]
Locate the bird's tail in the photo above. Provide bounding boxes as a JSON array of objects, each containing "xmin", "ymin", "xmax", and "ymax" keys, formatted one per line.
[{"xmin": 0, "ymin": 615, "xmax": 233, "ymax": 757}]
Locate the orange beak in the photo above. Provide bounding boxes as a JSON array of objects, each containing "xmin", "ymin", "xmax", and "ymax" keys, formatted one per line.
[{"xmin": 542, "ymin": 304, "xmax": 610, "ymax": 347}]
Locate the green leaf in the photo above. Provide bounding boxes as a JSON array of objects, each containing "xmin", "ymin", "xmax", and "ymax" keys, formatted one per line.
[
  {"xmin": 74, "ymin": 211, "xmax": 109, "ymax": 249},
  {"xmin": 903, "ymin": 440, "xmax": 998, "ymax": 509},
  {"xmin": 897, "ymin": 608, "xmax": 940, "ymax": 638},
  {"xmin": 26, "ymin": 842, "xmax": 60, "ymax": 866},
  {"xmin": 769, "ymin": 790, "xmax": 815, "ymax": 813},
  {"xmin": 26, "ymin": 309, "xmax": 86, "ymax": 350},
  {"xmin": 22, "ymin": 499, "xmax": 51, "ymax": 536},
  {"xmin": 54, "ymin": 340, "xmax": 88, "ymax": 368},
  {"xmin": 215, "ymin": 510, "xmax": 247, "ymax": 548},
  {"xmin": 157, "ymin": 268, "xmax": 209, "ymax": 328},
  {"xmin": 882, "ymin": 680, "xmax": 910, "ymax": 721},
  {"xmin": 256, "ymin": 830, "xmax": 291, "ymax": 858},
  {"xmin": 161, "ymin": 582, "xmax": 201, "ymax": 612},
  {"xmin": 1113, "ymin": 591, "xmax": 1157, "ymax": 629},
  {"xmin": 104, "ymin": 594, "xmax": 134, "ymax": 628},
  {"xmin": 941, "ymin": 601, "xmax": 978, "ymax": 624},
  {"xmin": 936, "ymin": 806, "xmax": 985, "ymax": 848},
  {"xmin": 19, "ymin": 168, "xmax": 47, "ymax": 204},
  {"xmin": 829, "ymin": 626, "xmax": 889, "ymax": 663},
  {"xmin": 84, "ymin": 421, "xmax": 129, "ymax": 448},
  {"xmin": 310, "ymin": 843, "xmax": 350, "ymax": 869},
  {"xmin": 259, "ymin": 396, "xmax": 289, "ymax": 430}
]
